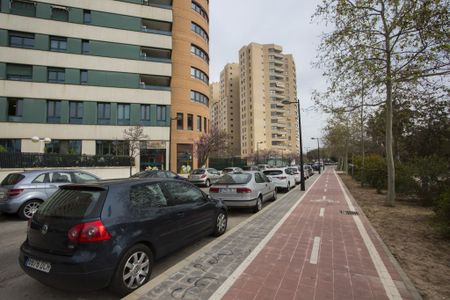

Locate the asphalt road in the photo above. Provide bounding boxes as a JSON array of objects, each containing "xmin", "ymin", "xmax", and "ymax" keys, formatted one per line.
[{"xmin": 0, "ymin": 186, "xmax": 289, "ymax": 300}]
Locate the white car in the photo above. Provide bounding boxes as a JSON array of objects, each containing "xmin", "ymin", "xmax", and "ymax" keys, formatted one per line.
[
  {"xmin": 286, "ymin": 167, "xmax": 301, "ymax": 184},
  {"xmin": 263, "ymin": 168, "xmax": 296, "ymax": 192}
]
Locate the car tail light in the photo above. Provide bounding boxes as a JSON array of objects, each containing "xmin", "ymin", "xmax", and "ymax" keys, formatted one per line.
[
  {"xmin": 277, "ymin": 176, "xmax": 287, "ymax": 180},
  {"xmin": 7, "ymin": 189, "xmax": 24, "ymax": 197},
  {"xmin": 209, "ymin": 187, "xmax": 219, "ymax": 193},
  {"xmin": 68, "ymin": 220, "xmax": 111, "ymax": 243},
  {"xmin": 200, "ymin": 174, "xmax": 207, "ymax": 179},
  {"xmin": 237, "ymin": 188, "xmax": 252, "ymax": 193}
]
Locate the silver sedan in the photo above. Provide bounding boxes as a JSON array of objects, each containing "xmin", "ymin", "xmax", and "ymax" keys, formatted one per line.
[{"xmin": 209, "ymin": 171, "xmax": 277, "ymax": 213}]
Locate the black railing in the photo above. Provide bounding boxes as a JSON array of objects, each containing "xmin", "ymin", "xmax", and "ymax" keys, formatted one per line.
[{"xmin": 0, "ymin": 153, "xmax": 133, "ymax": 169}]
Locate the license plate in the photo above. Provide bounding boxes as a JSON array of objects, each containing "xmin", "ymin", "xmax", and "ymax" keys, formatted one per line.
[
  {"xmin": 220, "ymin": 188, "xmax": 236, "ymax": 193},
  {"xmin": 26, "ymin": 258, "xmax": 51, "ymax": 273}
]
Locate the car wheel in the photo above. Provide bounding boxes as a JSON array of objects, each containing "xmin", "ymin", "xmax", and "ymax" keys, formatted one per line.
[
  {"xmin": 253, "ymin": 196, "xmax": 263, "ymax": 213},
  {"xmin": 285, "ymin": 184, "xmax": 290, "ymax": 192},
  {"xmin": 212, "ymin": 210, "xmax": 227, "ymax": 237},
  {"xmin": 110, "ymin": 244, "xmax": 153, "ymax": 296},
  {"xmin": 272, "ymin": 189, "xmax": 278, "ymax": 201},
  {"xmin": 18, "ymin": 200, "xmax": 42, "ymax": 220},
  {"xmin": 205, "ymin": 179, "xmax": 211, "ymax": 187}
]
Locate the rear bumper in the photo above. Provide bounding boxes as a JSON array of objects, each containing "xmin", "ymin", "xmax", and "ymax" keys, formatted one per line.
[
  {"xmin": 189, "ymin": 179, "xmax": 207, "ymax": 185},
  {"xmin": 0, "ymin": 201, "xmax": 20, "ymax": 214},
  {"xmin": 19, "ymin": 242, "xmax": 115, "ymax": 291},
  {"xmin": 222, "ymin": 198, "xmax": 258, "ymax": 208}
]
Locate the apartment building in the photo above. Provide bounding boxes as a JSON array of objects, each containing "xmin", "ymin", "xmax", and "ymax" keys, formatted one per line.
[
  {"xmin": 209, "ymin": 82, "xmax": 219, "ymax": 130},
  {"xmin": 170, "ymin": 0, "xmax": 210, "ymax": 172},
  {"xmin": 239, "ymin": 43, "xmax": 299, "ymax": 159},
  {"xmin": 218, "ymin": 63, "xmax": 240, "ymax": 157}
]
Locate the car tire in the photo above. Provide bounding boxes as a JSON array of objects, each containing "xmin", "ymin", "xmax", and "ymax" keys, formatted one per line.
[
  {"xmin": 18, "ymin": 199, "xmax": 42, "ymax": 220},
  {"xmin": 205, "ymin": 179, "xmax": 211, "ymax": 187},
  {"xmin": 253, "ymin": 196, "xmax": 263, "ymax": 213},
  {"xmin": 285, "ymin": 184, "xmax": 290, "ymax": 192},
  {"xmin": 212, "ymin": 210, "xmax": 227, "ymax": 237},
  {"xmin": 272, "ymin": 190, "xmax": 278, "ymax": 201},
  {"xmin": 110, "ymin": 244, "xmax": 153, "ymax": 297}
]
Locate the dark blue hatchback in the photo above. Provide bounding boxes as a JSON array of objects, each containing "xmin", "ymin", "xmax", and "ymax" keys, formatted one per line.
[{"xmin": 19, "ymin": 178, "xmax": 227, "ymax": 296}]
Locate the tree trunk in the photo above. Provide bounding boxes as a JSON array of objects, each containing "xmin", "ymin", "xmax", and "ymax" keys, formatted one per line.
[{"xmin": 385, "ymin": 74, "xmax": 396, "ymax": 206}]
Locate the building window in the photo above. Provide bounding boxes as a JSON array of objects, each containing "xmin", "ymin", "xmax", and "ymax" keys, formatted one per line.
[
  {"xmin": 45, "ymin": 140, "xmax": 81, "ymax": 155},
  {"xmin": 48, "ymin": 68, "xmax": 65, "ymax": 83},
  {"xmin": 97, "ymin": 103, "xmax": 111, "ymax": 125},
  {"xmin": 140, "ymin": 105, "xmax": 150, "ymax": 124},
  {"xmin": 177, "ymin": 113, "xmax": 183, "ymax": 130},
  {"xmin": 190, "ymin": 90, "xmax": 209, "ymax": 106},
  {"xmin": 9, "ymin": 31, "xmax": 34, "ymax": 48},
  {"xmin": 204, "ymin": 117, "xmax": 207, "ymax": 133},
  {"xmin": 82, "ymin": 40, "xmax": 90, "ymax": 54},
  {"xmin": 0, "ymin": 139, "xmax": 21, "ymax": 153},
  {"xmin": 191, "ymin": 44, "xmax": 209, "ymax": 63},
  {"xmin": 6, "ymin": 64, "xmax": 32, "ymax": 81},
  {"xmin": 177, "ymin": 144, "xmax": 193, "ymax": 174},
  {"xmin": 69, "ymin": 101, "xmax": 83, "ymax": 124},
  {"xmin": 190, "ymin": 67, "xmax": 209, "ymax": 84},
  {"xmin": 191, "ymin": 22, "xmax": 208, "ymax": 42},
  {"xmin": 10, "ymin": 0, "xmax": 36, "ymax": 17},
  {"xmin": 83, "ymin": 10, "xmax": 91, "ymax": 24},
  {"xmin": 118, "ymin": 104, "xmax": 130, "ymax": 125},
  {"xmin": 191, "ymin": 1, "xmax": 208, "ymax": 22},
  {"xmin": 50, "ymin": 36, "xmax": 67, "ymax": 51},
  {"xmin": 7, "ymin": 98, "xmax": 23, "ymax": 117},
  {"xmin": 197, "ymin": 116, "xmax": 202, "ymax": 132},
  {"xmin": 80, "ymin": 70, "xmax": 88, "ymax": 84},
  {"xmin": 96, "ymin": 140, "xmax": 128, "ymax": 156},
  {"xmin": 156, "ymin": 105, "xmax": 167, "ymax": 122},
  {"xmin": 51, "ymin": 6, "xmax": 69, "ymax": 22},
  {"xmin": 187, "ymin": 114, "xmax": 193, "ymax": 131},
  {"xmin": 47, "ymin": 100, "xmax": 61, "ymax": 123}
]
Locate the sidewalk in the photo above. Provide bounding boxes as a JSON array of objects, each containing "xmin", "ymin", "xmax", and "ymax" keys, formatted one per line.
[{"xmin": 126, "ymin": 169, "xmax": 420, "ymax": 300}]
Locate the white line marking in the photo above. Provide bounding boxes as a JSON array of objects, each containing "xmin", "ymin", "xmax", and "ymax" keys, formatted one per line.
[
  {"xmin": 319, "ymin": 208, "xmax": 325, "ymax": 217},
  {"xmin": 334, "ymin": 170, "xmax": 402, "ymax": 300},
  {"xmin": 210, "ymin": 174, "xmax": 324, "ymax": 300},
  {"xmin": 322, "ymin": 195, "xmax": 326, "ymax": 201},
  {"xmin": 309, "ymin": 236, "xmax": 321, "ymax": 264},
  {"xmin": 324, "ymin": 188, "xmax": 327, "ymax": 193}
]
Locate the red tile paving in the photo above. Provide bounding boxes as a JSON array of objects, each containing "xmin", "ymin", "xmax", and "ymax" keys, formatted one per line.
[{"xmin": 220, "ymin": 169, "xmax": 416, "ymax": 300}]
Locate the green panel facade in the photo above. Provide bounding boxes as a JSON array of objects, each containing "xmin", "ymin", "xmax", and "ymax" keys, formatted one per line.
[
  {"xmin": 23, "ymin": 99, "xmax": 46, "ymax": 123},
  {"xmin": 33, "ymin": 66, "xmax": 47, "ymax": 82},
  {"xmin": 35, "ymin": 3, "xmax": 51, "ymax": 19},
  {"xmin": 91, "ymin": 40, "xmax": 140, "ymax": 60},
  {"xmin": 1, "ymin": 1, "xmax": 9, "ymax": 12},
  {"xmin": 0, "ymin": 29, "xmax": 7, "ymax": 46},
  {"xmin": 65, "ymin": 68, "xmax": 79, "ymax": 85},
  {"xmin": 60, "ymin": 100, "xmax": 69, "ymax": 123},
  {"xmin": 0, "ymin": 62, "xmax": 5, "ymax": 79},
  {"xmin": 35, "ymin": 34, "xmax": 48, "ymax": 51},
  {"xmin": 83, "ymin": 101, "xmax": 96, "ymax": 125},
  {"xmin": 0, "ymin": 97, "xmax": 7, "ymax": 122},
  {"xmin": 130, "ymin": 104, "xmax": 140, "ymax": 125},
  {"xmin": 89, "ymin": 70, "xmax": 139, "ymax": 89},
  {"xmin": 68, "ymin": 7, "xmax": 83, "ymax": 24},
  {"xmin": 91, "ymin": 11, "xmax": 141, "ymax": 32}
]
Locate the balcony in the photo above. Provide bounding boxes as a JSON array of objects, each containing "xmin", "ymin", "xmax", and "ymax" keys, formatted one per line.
[
  {"xmin": 141, "ymin": 19, "xmax": 172, "ymax": 36},
  {"xmin": 140, "ymin": 75, "xmax": 171, "ymax": 90},
  {"xmin": 140, "ymin": 47, "xmax": 171, "ymax": 63}
]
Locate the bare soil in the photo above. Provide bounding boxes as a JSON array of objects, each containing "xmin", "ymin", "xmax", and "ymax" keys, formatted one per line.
[{"xmin": 341, "ymin": 175, "xmax": 450, "ymax": 300}]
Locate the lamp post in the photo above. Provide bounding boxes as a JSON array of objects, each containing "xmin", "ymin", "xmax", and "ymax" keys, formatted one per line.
[
  {"xmin": 256, "ymin": 141, "xmax": 264, "ymax": 164},
  {"xmin": 282, "ymin": 99, "xmax": 305, "ymax": 191},
  {"xmin": 311, "ymin": 137, "xmax": 321, "ymax": 174},
  {"xmin": 31, "ymin": 136, "xmax": 51, "ymax": 153},
  {"xmin": 168, "ymin": 116, "xmax": 179, "ymax": 172}
]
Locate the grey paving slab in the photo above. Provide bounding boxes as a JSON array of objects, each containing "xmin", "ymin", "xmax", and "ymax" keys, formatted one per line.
[{"xmin": 125, "ymin": 177, "xmax": 317, "ymax": 300}]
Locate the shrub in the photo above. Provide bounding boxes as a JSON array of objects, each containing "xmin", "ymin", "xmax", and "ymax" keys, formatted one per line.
[
  {"xmin": 352, "ymin": 154, "xmax": 387, "ymax": 192},
  {"xmin": 434, "ymin": 189, "xmax": 450, "ymax": 239}
]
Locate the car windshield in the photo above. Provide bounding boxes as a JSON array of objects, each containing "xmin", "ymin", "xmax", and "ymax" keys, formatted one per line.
[
  {"xmin": 192, "ymin": 169, "xmax": 205, "ymax": 175},
  {"xmin": 1, "ymin": 174, "xmax": 25, "ymax": 186},
  {"xmin": 263, "ymin": 170, "xmax": 283, "ymax": 176},
  {"xmin": 37, "ymin": 187, "xmax": 106, "ymax": 219},
  {"xmin": 216, "ymin": 174, "xmax": 252, "ymax": 185}
]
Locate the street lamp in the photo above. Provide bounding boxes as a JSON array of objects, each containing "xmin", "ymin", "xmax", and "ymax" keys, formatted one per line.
[
  {"xmin": 256, "ymin": 141, "xmax": 264, "ymax": 164},
  {"xmin": 282, "ymin": 99, "xmax": 305, "ymax": 191},
  {"xmin": 311, "ymin": 137, "xmax": 321, "ymax": 174},
  {"xmin": 31, "ymin": 136, "xmax": 51, "ymax": 153},
  {"xmin": 168, "ymin": 116, "xmax": 179, "ymax": 172}
]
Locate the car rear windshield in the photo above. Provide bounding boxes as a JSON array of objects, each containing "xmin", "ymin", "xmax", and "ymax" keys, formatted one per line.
[
  {"xmin": 37, "ymin": 187, "xmax": 106, "ymax": 219},
  {"xmin": 223, "ymin": 168, "xmax": 234, "ymax": 173},
  {"xmin": 263, "ymin": 170, "xmax": 283, "ymax": 176},
  {"xmin": 286, "ymin": 168, "xmax": 298, "ymax": 173},
  {"xmin": 192, "ymin": 169, "xmax": 205, "ymax": 175},
  {"xmin": 216, "ymin": 174, "xmax": 252, "ymax": 185},
  {"xmin": 1, "ymin": 174, "xmax": 25, "ymax": 186}
]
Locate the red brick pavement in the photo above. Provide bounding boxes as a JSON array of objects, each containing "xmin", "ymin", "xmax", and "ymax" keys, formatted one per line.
[{"xmin": 219, "ymin": 169, "xmax": 416, "ymax": 300}]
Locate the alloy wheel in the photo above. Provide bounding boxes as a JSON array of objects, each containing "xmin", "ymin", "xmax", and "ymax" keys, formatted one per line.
[
  {"xmin": 216, "ymin": 212, "xmax": 227, "ymax": 234},
  {"xmin": 23, "ymin": 201, "xmax": 40, "ymax": 219},
  {"xmin": 122, "ymin": 251, "xmax": 150, "ymax": 289}
]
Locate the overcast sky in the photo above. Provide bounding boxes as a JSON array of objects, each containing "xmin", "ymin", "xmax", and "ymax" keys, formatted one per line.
[{"xmin": 209, "ymin": 0, "xmax": 329, "ymax": 151}]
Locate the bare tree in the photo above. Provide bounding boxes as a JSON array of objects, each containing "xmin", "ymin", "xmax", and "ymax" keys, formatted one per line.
[
  {"xmin": 194, "ymin": 127, "xmax": 228, "ymax": 167},
  {"xmin": 123, "ymin": 125, "xmax": 149, "ymax": 176},
  {"xmin": 314, "ymin": 0, "xmax": 449, "ymax": 206}
]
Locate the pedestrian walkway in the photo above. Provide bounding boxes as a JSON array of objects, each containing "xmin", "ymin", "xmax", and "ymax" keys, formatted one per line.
[{"xmin": 126, "ymin": 169, "xmax": 420, "ymax": 300}]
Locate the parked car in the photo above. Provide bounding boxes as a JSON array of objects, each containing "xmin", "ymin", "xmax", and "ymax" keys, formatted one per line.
[
  {"xmin": 222, "ymin": 167, "xmax": 243, "ymax": 174},
  {"xmin": 263, "ymin": 168, "xmax": 296, "ymax": 192},
  {"xmin": 188, "ymin": 168, "xmax": 221, "ymax": 187},
  {"xmin": 19, "ymin": 178, "xmax": 227, "ymax": 296},
  {"xmin": 0, "ymin": 170, "xmax": 100, "ymax": 219},
  {"xmin": 131, "ymin": 170, "xmax": 188, "ymax": 181},
  {"xmin": 286, "ymin": 167, "xmax": 301, "ymax": 184},
  {"xmin": 209, "ymin": 171, "xmax": 276, "ymax": 213},
  {"xmin": 256, "ymin": 164, "xmax": 272, "ymax": 171},
  {"xmin": 304, "ymin": 165, "xmax": 314, "ymax": 178},
  {"xmin": 242, "ymin": 166, "xmax": 259, "ymax": 171}
]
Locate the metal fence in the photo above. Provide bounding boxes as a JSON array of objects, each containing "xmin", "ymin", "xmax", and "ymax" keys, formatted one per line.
[{"xmin": 0, "ymin": 152, "xmax": 133, "ymax": 169}]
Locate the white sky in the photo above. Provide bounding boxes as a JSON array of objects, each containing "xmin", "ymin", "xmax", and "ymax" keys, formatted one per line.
[{"xmin": 209, "ymin": 0, "xmax": 329, "ymax": 151}]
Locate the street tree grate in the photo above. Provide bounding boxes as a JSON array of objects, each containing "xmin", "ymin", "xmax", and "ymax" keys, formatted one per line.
[{"xmin": 340, "ymin": 210, "xmax": 359, "ymax": 215}]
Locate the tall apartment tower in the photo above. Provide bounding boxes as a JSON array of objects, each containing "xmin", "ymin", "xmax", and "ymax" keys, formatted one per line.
[
  {"xmin": 218, "ymin": 63, "xmax": 240, "ymax": 157},
  {"xmin": 171, "ymin": 0, "xmax": 210, "ymax": 172},
  {"xmin": 209, "ymin": 82, "xmax": 220, "ymax": 130},
  {"xmin": 0, "ymin": 0, "xmax": 173, "ymax": 172},
  {"xmin": 239, "ymin": 43, "xmax": 299, "ymax": 158}
]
